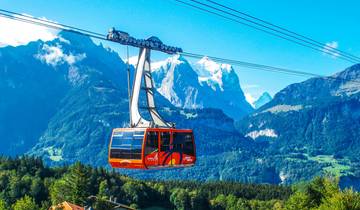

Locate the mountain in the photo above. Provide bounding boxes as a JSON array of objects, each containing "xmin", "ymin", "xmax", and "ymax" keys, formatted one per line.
[
  {"xmin": 237, "ymin": 64, "xmax": 360, "ymax": 186},
  {"xmin": 152, "ymin": 55, "xmax": 254, "ymax": 120},
  {"xmin": 0, "ymin": 31, "xmax": 258, "ymax": 180},
  {"xmin": 253, "ymin": 92, "xmax": 272, "ymax": 109},
  {"xmin": 2, "ymin": 30, "xmax": 360, "ymax": 188}
]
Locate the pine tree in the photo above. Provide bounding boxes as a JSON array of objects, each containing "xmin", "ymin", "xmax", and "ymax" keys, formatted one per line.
[
  {"xmin": 12, "ymin": 195, "xmax": 39, "ymax": 210},
  {"xmin": 64, "ymin": 162, "xmax": 91, "ymax": 205},
  {"xmin": 50, "ymin": 162, "xmax": 90, "ymax": 206}
]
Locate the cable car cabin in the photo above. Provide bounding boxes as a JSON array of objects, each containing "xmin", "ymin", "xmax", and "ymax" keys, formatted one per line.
[{"xmin": 108, "ymin": 128, "xmax": 196, "ymax": 169}]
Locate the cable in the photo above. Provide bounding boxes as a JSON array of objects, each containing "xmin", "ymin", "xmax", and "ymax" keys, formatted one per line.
[
  {"xmin": 1, "ymin": 7, "xmax": 357, "ymax": 64},
  {"xmin": 184, "ymin": 0, "xmax": 360, "ymax": 63},
  {"xmin": 0, "ymin": 8, "xmax": 106, "ymax": 38},
  {"xmin": 205, "ymin": 0, "xmax": 360, "ymax": 62},
  {"xmin": 181, "ymin": 52, "xmax": 360, "ymax": 86},
  {"xmin": 1, "ymin": 8, "xmax": 358, "ymax": 85},
  {"xmin": 0, "ymin": 12, "xmax": 108, "ymax": 41},
  {"xmin": 173, "ymin": 0, "xmax": 359, "ymax": 63},
  {"xmin": 181, "ymin": 52, "xmax": 322, "ymax": 77}
]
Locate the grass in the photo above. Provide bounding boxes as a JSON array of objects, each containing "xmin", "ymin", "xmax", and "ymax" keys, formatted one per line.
[
  {"xmin": 307, "ymin": 155, "xmax": 352, "ymax": 176},
  {"xmin": 44, "ymin": 146, "xmax": 63, "ymax": 162},
  {"xmin": 285, "ymin": 154, "xmax": 353, "ymax": 176}
]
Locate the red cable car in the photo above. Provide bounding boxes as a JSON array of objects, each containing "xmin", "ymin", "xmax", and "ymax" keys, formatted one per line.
[
  {"xmin": 107, "ymin": 38, "xmax": 196, "ymax": 169},
  {"xmin": 108, "ymin": 128, "xmax": 196, "ymax": 169}
]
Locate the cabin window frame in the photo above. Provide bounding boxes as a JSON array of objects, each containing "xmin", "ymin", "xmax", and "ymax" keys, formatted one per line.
[{"xmin": 110, "ymin": 130, "xmax": 144, "ymax": 160}]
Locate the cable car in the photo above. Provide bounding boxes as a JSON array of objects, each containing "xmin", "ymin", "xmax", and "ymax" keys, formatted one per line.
[
  {"xmin": 107, "ymin": 33, "xmax": 196, "ymax": 169},
  {"xmin": 108, "ymin": 128, "xmax": 196, "ymax": 169}
]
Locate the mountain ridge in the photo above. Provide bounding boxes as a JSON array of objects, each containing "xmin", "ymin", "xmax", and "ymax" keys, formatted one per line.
[
  {"xmin": 1, "ymin": 31, "xmax": 360, "ymax": 188},
  {"xmin": 152, "ymin": 54, "xmax": 254, "ymax": 120}
]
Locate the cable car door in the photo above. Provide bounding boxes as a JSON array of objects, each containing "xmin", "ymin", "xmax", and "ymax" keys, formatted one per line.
[
  {"xmin": 159, "ymin": 131, "xmax": 171, "ymax": 167},
  {"xmin": 144, "ymin": 131, "xmax": 159, "ymax": 168}
]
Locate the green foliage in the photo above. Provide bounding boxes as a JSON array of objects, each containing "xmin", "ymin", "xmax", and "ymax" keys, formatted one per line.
[
  {"xmin": 0, "ymin": 199, "xmax": 7, "ymax": 210},
  {"xmin": 64, "ymin": 162, "xmax": 91, "ymax": 205},
  {"xmin": 284, "ymin": 191, "xmax": 311, "ymax": 210},
  {"xmin": 170, "ymin": 188, "xmax": 191, "ymax": 210},
  {"xmin": 12, "ymin": 195, "xmax": 39, "ymax": 210},
  {"xmin": 97, "ymin": 180, "xmax": 110, "ymax": 199},
  {"xmin": 49, "ymin": 179, "xmax": 72, "ymax": 205},
  {"xmin": 285, "ymin": 176, "xmax": 360, "ymax": 210},
  {"xmin": 0, "ymin": 156, "xmax": 359, "ymax": 210},
  {"xmin": 318, "ymin": 188, "xmax": 360, "ymax": 210},
  {"xmin": 92, "ymin": 198, "xmax": 114, "ymax": 210},
  {"xmin": 122, "ymin": 180, "xmax": 150, "ymax": 205}
]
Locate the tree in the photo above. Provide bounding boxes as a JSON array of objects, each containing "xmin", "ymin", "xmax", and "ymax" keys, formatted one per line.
[
  {"xmin": 49, "ymin": 162, "xmax": 91, "ymax": 206},
  {"xmin": 30, "ymin": 178, "xmax": 46, "ymax": 203},
  {"xmin": 12, "ymin": 195, "xmax": 39, "ymax": 210},
  {"xmin": 318, "ymin": 188, "xmax": 360, "ymax": 210},
  {"xmin": 285, "ymin": 176, "xmax": 341, "ymax": 210},
  {"xmin": 170, "ymin": 188, "xmax": 191, "ymax": 210},
  {"xmin": 285, "ymin": 191, "xmax": 311, "ymax": 210},
  {"xmin": 65, "ymin": 162, "xmax": 90, "ymax": 205},
  {"xmin": 0, "ymin": 199, "xmax": 7, "ymax": 210},
  {"xmin": 49, "ymin": 179, "xmax": 72, "ymax": 205},
  {"xmin": 92, "ymin": 199, "xmax": 114, "ymax": 210},
  {"xmin": 97, "ymin": 180, "xmax": 110, "ymax": 199},
  {"xmin": 121, "ymin": 181, "xmax": 149, "ymax": 206},
  {"xmin": 210, "ymin": 194, "xmax": 227, "ymax": 210},
  {"xmin": 189, "ymin": 190, "xmax": 208, "ymax": 210}
]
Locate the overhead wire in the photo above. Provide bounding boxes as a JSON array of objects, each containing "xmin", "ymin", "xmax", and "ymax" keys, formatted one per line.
[
  {"xmin": 181, "ymin": 52, "xmax": 322, "ymax": 77},
  {"xmin": 173, "ymin": 0, "xmax": 360, "ymax": 63},
  {"xmin": 0, "ymin": 12, "xmax": 108, "ymax": 41},
  {"xmin": 205, "ymin": 0, "xmax": 360, "ymax": 62},
  {"xmin": 0, "ymin": 8, "xmax": 106, "ymax": 38},
  {"xmin": 0, "ymin": 8, "xmax": 359, "ymax": 86}
]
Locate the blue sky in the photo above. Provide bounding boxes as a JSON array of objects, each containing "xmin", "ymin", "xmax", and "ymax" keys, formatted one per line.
[{"xmin": 1, "ymin": 0, "xmax": 359, "ymax": 99}]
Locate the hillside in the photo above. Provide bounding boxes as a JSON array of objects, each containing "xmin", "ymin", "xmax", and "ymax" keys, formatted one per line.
[{"xmin": 237, "ymin": 64, "xmax": 360, "ymax": 186}]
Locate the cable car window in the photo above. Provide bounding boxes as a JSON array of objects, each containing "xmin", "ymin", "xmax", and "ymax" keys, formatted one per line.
[
  {"xmin": 160, "ymin": 132, "xmax": 170, "ymax": 151},
  {"xmin": 173, "ymin": 132, "xmax": 185, "ymax": 152},
  {"xmin": 110, "ymin": 131, "xmax": 144, "ymax": 159},
  {"xmin": 175, "ymin": 132, "xmax": 194, "ymax": 156},
  {"xmin": 145, "ymin": 131, "xmax": 158, "ymax": 155}
]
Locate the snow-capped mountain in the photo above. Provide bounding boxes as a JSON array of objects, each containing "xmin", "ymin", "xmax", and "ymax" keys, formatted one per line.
[
  {"xmin": 151, "ymin": 55, "xmax": 253, "ymax": 119},
  {"xmin": 253, "ymin": 92, "xmax": 272, "ymax": 109}
]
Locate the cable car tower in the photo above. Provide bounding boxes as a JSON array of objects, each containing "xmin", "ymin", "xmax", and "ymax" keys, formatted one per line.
[
  {"xmin": 107, "ymin": 28, "xmax": 182, "ymax": 128},
  {"xmin": 107, "ymin": 28, "xmax": 196, "ymax": 169}
]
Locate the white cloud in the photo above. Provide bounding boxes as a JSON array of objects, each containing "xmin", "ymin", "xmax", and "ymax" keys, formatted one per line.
[
  {"xmin": 0, "ymin": 14, "xmax": 58, "ymax": 47},
  {"xmin": 323, "ymin": 41, "xmax": 340, "ymax": 58},
  {"xmin": 36, "ymin": 44, "xmax": 86, "ymax": 67}
]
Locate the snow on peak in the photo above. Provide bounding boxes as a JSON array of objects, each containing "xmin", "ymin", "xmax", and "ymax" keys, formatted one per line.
[
  {"xmin": 127, "ymin": 54, "xmax": 184, "ymax": 71},
  {"xmin": 152, "ymin": 54, "xmax": 184, "ymax": 71},
  {"xmin": 195, "ymin": 56, "xmax": 233, "ymax": 91},
  {"xmin": 245, "ymin": 128, "xmax": 278, "ymax": 140},
  {"xmin": 197, "ymin": 56, "xmax": 232, "ymax": 74},
  {"xmin": 156, "ymin": 55, "xmax": 185, "ymax": 107}
]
